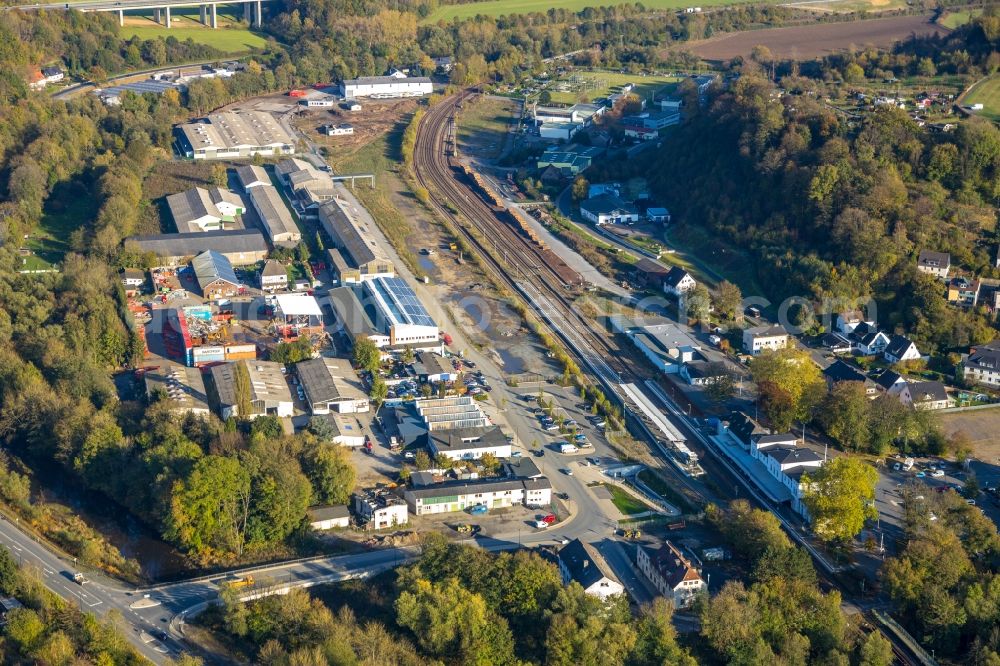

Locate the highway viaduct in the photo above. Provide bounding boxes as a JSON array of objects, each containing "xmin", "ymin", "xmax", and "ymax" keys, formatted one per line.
[{"xmin": 9, "ymin": 0, "xmax": 279, "ymax": 29}]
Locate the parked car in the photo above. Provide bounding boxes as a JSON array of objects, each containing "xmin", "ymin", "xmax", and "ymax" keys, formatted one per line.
[
  {"xmin": 561, "ymin": 468, "xmax": 573, "ymax": 476},
  {"xmin": 469, "ymin": 504, "xmax": 488, "ymax": 515},
  {"xmin": 534, "ymin": 520, "xmax": 549, "ymax": 529},
  {"xmin": 542, "ymin": 514, "xmax": 557, "ymax": 524},
  {"xmin": 931, "ymin": 469, "xmax": 945, "ymax": 477}
]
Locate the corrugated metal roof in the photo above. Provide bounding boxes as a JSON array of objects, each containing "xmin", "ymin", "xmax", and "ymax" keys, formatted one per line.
[
  {"xmin": 248, "ymin": 185, "xmax": 299, "ymax": 242},
  {"xmin": 126, "ymin": 230, "xmax": 267, "ymax": 259},
  {"xmin": 192, "ymin": 250, "xmax": 239, "ymax": 288}
]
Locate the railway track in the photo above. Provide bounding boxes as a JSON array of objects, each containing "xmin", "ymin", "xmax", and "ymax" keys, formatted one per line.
[
  {"xmin": 413, "ymin": 90, "xmax": 715, "ymax": 510},
  {"xmin": 413, "ymin": 91, "xmax": 633, "ymax": 390}
]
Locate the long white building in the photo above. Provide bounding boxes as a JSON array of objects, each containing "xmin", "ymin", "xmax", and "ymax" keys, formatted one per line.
[{"xmin": 341, "ymin": 75, "xmax": 433, "ymax": 99}]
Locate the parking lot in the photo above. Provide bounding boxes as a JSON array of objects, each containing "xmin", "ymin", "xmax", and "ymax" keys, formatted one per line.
[{"xmin": 872, "ymin": 455, "xmax": 996, "ymax": 552}]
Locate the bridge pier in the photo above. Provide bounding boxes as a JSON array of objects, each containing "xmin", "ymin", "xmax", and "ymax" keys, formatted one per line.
[
  {"xmin": 210, "ymin": 3, "xmax": 217, "ymax": 28},
  {"xmin": 254, "ymin": 0, "xmax": 261, "ymax": 27},
  {"xmin": 154, "ymin": 7, "xmax": 161, "ymax": 23},
  {"xmin": 165, "ymin": 5, "xmax": 171, "ymax": 28},
  {"xmin": 199, "ymin": 4, "xmax": 205, "ymax": 23},
  {"xmin": 118, "ymin": 8, "xmax": 123, "ymax": 25}
]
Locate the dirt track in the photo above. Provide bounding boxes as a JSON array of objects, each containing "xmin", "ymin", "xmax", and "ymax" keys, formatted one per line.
[{"xmin": 686, "ymin": 14, "xmax": 948, "ymax": 61}]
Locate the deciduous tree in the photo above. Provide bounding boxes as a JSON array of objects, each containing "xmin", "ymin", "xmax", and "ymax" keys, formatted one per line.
[{"xmin": 801, "ymin": 457, "xmax": 878, "ymax": 542}]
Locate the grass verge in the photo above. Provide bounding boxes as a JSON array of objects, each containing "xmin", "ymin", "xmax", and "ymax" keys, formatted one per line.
[{"xmin": 603, "ymin": 483, "xmax": 650, "ymax": 515}]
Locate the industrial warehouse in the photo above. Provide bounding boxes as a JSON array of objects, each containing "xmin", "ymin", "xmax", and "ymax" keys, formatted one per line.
[
  {"xmin": 318, "ymin": 198, "xmax": 394, "ymax": 284},
  {"xmin": 324, "ymin": 276, "xmax": 441, "ymax": 351},
  {"xmin": 176, "ymin": 110, "xmax": 297, "ymax": 160}
]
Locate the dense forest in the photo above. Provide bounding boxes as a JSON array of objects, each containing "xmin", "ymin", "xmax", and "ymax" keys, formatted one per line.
[
  {"xmin": 587, "ymin": 14, "xmax": 1000, "ymax": 355},
  {"xmin": 205, "ymin": 530, "xmax": 903, "ymax": 666}
]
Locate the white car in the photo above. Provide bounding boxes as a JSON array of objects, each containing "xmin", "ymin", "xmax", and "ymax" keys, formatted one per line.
[{"xmin": 931, "ymin": 469, "xmax": 945, "ymax": 477}]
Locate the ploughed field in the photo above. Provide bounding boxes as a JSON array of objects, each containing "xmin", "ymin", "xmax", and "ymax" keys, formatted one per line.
[{"xmin": 686, "ymin": 14, "xmax": 948, "ymax": 61}]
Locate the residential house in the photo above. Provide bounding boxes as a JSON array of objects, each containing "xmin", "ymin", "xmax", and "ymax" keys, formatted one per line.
[
  {"xmin": 192, "ymin": 250, "xmax": 241, "ymax": 299},
  {"xmin": 579, "ymin": 195, "xmax": 640, "ymax": 226},
  {"xmin": 963, "ymin": 341, "xmax": 1000, "ymax": 387},
  {"xmin": 855, "ymin": 329, "xmax": 890, "ymax": 356},
  {"xmin": 820, "ymin": 332, "xmax": 854, "ymax": 355},
  {"xmin": 917, "ymin": 250, "xmax": 950, "ymax": 279},
  {"xmin": 307, "ymin": 506, "xmax": 350, "ymax": 530},
  {"xmin": 296, "ymin": 357, "xmax": 369, "ymax": 414},
  {"xmin": 557, "ymin": 539, "xmax": 625, "ymax": 601},
  {"xmin": 636, "ymin": 541, "xmax": 706, "ymax": 608},
  {"xmin": 259, "ymin": 259, "xmax": 288, "ymax": 292},
  {"xmin": 428, "ymin": 426, "xmax": 512, "ymax": 461},
  {"xmin": 822, "ymin": 360, "xmax": 878, "ymax": 397},
  {"xmin": 742, "ymin": 325, "xmax": 789, "ymax": 355},
  {"xmin": 632, "ymin": 258, "xmax": 671, "ymax": 289},
  {"xmin": 947, "ymin": 277, "xmax": 980, "ymax": 307},
  {"xmin": 899, "ymin": 381, "xmax": 952, "ymax": 411},
  {"xmin": 209, "ymin": 360, "xmax": 293, "ymax": 419},
  {"xmin": 353, "ymin": 488, "xmax": 409, "ymax": 528},
  {"xmin": 662, "ymin": 266, "xmax": 696, "ymax": 297},
  {"xmin": 875, "ymin": 370, "xmax": 908, "ymax": 396},
  {"xmin": 28, "ymin": 66, "xmax": 64, "ymax": 90},
  {"xmin": 884, "ymin": 334, "xmax": 921, "ymax": 364},
  {"xmin": 835, "ymin": 310, "xmax": 875, "ymax": 335}
]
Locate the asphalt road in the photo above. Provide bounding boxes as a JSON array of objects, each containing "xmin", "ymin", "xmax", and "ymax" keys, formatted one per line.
[{"xmin": 0, "ymin": 504, "xmax": 431, "ymax": 663}]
